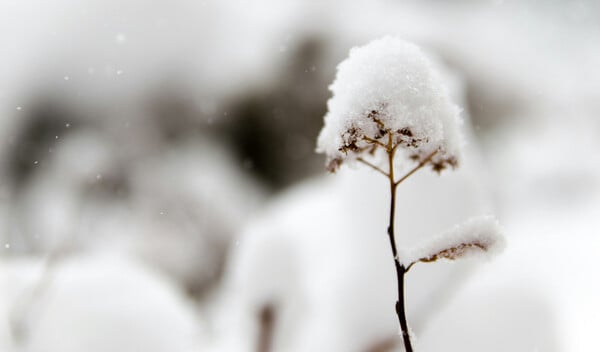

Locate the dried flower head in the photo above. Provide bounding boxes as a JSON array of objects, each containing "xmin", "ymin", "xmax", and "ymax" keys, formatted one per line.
[{"xmin": 316, "ymin": 37, "xmax": 463, "ymax": 172}]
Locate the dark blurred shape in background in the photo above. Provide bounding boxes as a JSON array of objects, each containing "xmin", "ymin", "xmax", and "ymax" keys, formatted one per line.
[{"xmin": 220, "ymin": 37, "xmax": 331, "ymax": 189}]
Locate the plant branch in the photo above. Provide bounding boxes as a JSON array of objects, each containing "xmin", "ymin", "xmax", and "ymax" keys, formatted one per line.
[
  {"xmin": 394, "ymin": 149, "xmax": 439, "ymax": 187},
  {"xmin": 363, "ymin": 136, "xmax": 387, "ymax": 149},
  {"xmin": 357, "ymin": 157, "xmax": 389, "ymax": 177},
  {"xmin": 364, "ymin": 128, "xmax": 437, "ymax": 351}
]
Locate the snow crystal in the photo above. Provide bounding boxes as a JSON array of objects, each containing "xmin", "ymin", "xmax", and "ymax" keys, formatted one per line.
[
  {"xmin": 398, "ymin": 216, "xmax": 505, "ymax": 267},
  {"xmin": 316, "ymin": 36, "xmax": 463, "ymax": 172}
]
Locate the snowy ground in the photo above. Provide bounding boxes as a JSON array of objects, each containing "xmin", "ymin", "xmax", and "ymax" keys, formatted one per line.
[{"xmin": 1, "ymin": 0, "xmax": 599, "ymax": 351}]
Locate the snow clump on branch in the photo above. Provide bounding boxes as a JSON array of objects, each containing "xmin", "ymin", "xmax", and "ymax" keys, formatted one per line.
[
  {"xmin": 398, "ymin": 216, "xmax": 506, "ymax": 268},
  {"xmin": 316, "ymin": 36, "xmax": 463, "ymax": 172}
]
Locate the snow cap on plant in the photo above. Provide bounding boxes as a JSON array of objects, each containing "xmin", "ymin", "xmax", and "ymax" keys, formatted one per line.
[{"xmin": 317, "ymin": 36, "xmax": 463, "ymax": 172}]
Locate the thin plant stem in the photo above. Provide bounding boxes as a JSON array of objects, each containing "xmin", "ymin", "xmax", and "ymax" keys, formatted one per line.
[
  {"xmin": 358, "ymin": 130, "xmax": 436, "ymax": 351},
  {"xmin": 385, "ymin": 134, "xmax": 413, "ymax": 352},
  {"xmin": 394, "ymin": 150, "xmax": 438, "ymax": 187},
  {"xmin": 357, "ymin": 157, "xmax": 389, "ymax": 177},
  {"xmin": 363, "ymin": 136, "xmax": 387, "ymax": 149}
]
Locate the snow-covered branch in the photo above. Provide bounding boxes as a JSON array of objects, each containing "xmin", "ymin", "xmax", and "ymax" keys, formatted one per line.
[{"xmin": 400, "ymin": 216, "xmax": 505, "ymax": 269}]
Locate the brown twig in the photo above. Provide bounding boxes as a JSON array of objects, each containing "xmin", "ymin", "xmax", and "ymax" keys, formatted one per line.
[
  {"xmin": 394, "ymin": 149, "xmax": 439, "ymax": 187},
  {"xmin": 357, "ymin": 157, "xmax": 389, "ymax": 177},
  {"xmin": 356, "ymin": 123, "xmax": 439, "ymax": 352},
  {"xmin": 362, "ymin": 136, "xmax": 387, "ymax": 149}
]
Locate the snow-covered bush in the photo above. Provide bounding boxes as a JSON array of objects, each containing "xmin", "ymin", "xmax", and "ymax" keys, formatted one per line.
[
  {"xmin": 0, "ymin": 253, "xmax": 205, "ymax": 352},
  {"xmin": 3, "ymin": 127, "xmax": 264, "ymax": 296},
  {"xmin": 317, "ymin": 37, "xmax": 504, "ymax": 351}
]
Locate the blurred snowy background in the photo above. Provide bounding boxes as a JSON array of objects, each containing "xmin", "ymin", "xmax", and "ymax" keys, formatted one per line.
[{"xmin": 1, "ymin": 0, "xmax": 599, "ymax": 351}]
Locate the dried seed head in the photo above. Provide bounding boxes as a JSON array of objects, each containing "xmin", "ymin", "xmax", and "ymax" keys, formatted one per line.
[{"xmin": 316, "ymin": 37, "xmax": 463, "ymax": 172}]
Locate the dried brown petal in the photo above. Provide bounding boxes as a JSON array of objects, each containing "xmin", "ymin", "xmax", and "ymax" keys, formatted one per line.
[
  {"xmin": 326, "ymin": 157, "xmax": 343, "ymax": 173},
  {"xmin": 419, "ymin": 241, "xmax": 488, "ymax": 263}
]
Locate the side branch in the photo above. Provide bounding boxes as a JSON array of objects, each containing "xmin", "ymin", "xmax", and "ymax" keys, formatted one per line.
[
  {"xmin": 362, "ymin": 136, "xmax": 387, "ymax": 149},
  {"xmin": 419, "ymin": 242, "xmax": 486, "ymax": 263},
  {"xmin": 403, "ymin": 216, "xmax": 505, "ymax": 272},
  {"xmin": 357, "ymin": 157, "xmax": 389, "ymax": 177},
  {"xmin": 405, "ymin": 242, "xmax": 486, "ymax": 272},
  {"xmin": 394, "ymin": 149, "xmax": 439, "ymax": 187}
]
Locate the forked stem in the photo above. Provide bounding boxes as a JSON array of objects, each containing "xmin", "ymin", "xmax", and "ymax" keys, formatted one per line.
[
  {"xmin": 395, "ymin": 150, "xmax": 438, "ymax": 187},
  {"xmin": 360, "ymin": 132, "xmax": 438, "ymax": 351},
  {"xmin": 357, "ymin": 157, "xmax": 389, "ymax": 177}
]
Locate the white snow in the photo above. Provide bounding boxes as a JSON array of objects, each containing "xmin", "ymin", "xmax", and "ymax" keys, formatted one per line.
[
  {"xmin": 9, "ymin": 131, "xmax": 264, "ymax": 293},
  {"xmin": 317, "ymin": 36, "xmax": 463, "ymax": 172},
  {"xmin": 0, "ymin": 254, "xmax": 205, "ymax": 352},
  {"xmin": 1, "ymin": 0, "xmax": 600, "ymax": 350},
  {"xmin": 398, "ymin": 215, "xmax": 505, "ymax": 267}
]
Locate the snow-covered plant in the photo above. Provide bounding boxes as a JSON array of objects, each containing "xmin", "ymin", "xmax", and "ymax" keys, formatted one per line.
[{"xmin": 317, "ymin": 37, "xmax": 504, "ymax": 351}]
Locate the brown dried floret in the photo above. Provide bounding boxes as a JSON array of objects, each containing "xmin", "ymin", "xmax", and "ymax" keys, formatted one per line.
[
  {"xmin": 399, "ymin": 127, "xmax": 413, "ymax": 137},
  {"xmin": 418, "ymin": 241, "xmax": 487, "ymax": 263},
  {"xmin": 395, "ymin": 127, "xmax": 426, "ymax": 149},
  {"xmin": 339, "ymin": 126, "xmax": 362, "ymax": 153},
  {"xmin": 326, "ymin": 157, "xmax": 343, "ymax": 173},
  {"xmin": 430, "ymin": 155, "xmax": 458, "ymax": 174}
]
